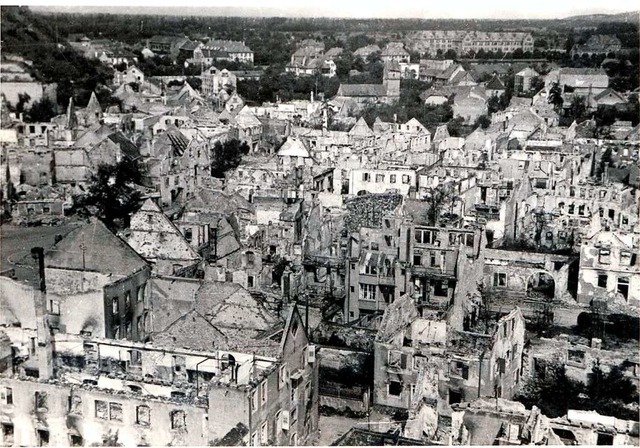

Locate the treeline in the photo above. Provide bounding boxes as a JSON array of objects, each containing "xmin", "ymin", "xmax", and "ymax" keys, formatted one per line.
[
  {"xmin": 237, "ymin": 68, "xmax": 341, "ymax": 104},
  {"xmin": 38, "ymin": 10, "xmax": 638, "ymax": 37}
]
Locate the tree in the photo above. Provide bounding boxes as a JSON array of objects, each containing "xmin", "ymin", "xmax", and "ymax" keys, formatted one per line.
[
  {"xmin": 530, "ymin": 76, "xmax": 545, "ymax": 93},
  {"xmin": 24, "ymin": 96, "xmax": 57, "ymax": 122},
  {"xmin": 366, "ymin": 50, "xmax": 382, "ymax": 65},
  {"xmin": 584, "ymin": 361, "xmax": 639, "ymax": 420},
  {"xmin": 346, "ymin": 34, "xmax": 375, "ymax": 52},
  {"xmin": 422, "ymin": 183, "xmax": 459, "ymax": 226},
  {"xmin": 186, "ymin": 76, "xmax": 202, "ymax": 91},
  {"xmin": 514, "ymin": 361, "xmax": 582, "ymax": 418},
  {"xmin": 548, "ymin": 82, "xmax": 564, "ymax": 112},
  {"xmin": 567, "ymin": 95, "xmax": 588, "ymax": 122},
  {"xmin": 114, "ymin": 61, "xmax": 128, "ymax": 72},
  {"xmin": 475, "ymin": 114, "xmax": 491, "ymax": 130},
  {"xmin": 444, "ymin": 49, "xmax": 457, "ymax": 60},
  {"xmin": 210, "ymin": 139, "xmax": 250, "ymax": 178},
  {"xmin": 335, "ymin": 50, "xmax": 355, "ymax": 80},
  {"xmin": 73, "ymin": 160, "xmax": 144, "ymax": 231},
  {"xmin": 447, "ymin": 116, "xmax": 465, "ymax": 137},
  {"xmin": 15, "ymin": 93, "xmax": 31, "ymax": 115},
  {"xmin": 512, "ymin": 48, "xmax": 524, "ymax": 59},
  {"xmin": 408, "ymin": 50, "xmax": 421, "ymax": 63},
  {"xmin": 487, "ymin": 95, "xmax": 502, "ymax": 115}
]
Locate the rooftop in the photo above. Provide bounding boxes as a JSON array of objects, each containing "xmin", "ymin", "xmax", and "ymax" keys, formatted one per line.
[{"xmin": 46, "ymin": 218, "xmax": 148, "ymax": 278}]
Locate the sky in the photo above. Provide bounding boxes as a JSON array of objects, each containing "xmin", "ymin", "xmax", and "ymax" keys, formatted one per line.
[{"xmin": 29, "ymin": 0, "xmax": 638, "ymax": 20}]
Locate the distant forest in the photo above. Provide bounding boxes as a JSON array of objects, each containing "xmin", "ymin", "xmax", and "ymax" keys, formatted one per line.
[{"xmin": 31, "ymin": 10, "xmax": 640, "ymax": 49}]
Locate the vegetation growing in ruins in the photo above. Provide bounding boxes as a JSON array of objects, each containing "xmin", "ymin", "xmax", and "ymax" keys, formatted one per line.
[
  {"xmin": 210, "ymin": 139, "xmax": 250, "ymax": 178},
  {"xmin": 422, "ymin": 183, "xmax": 460, "ymax": 226},
  {"xmin": 72, "ymin": 160, "xmax": 145, "ymax": 231},
  {"xmin": 515, "ymin": 359, "xmax": 639, "ymax": 420}
]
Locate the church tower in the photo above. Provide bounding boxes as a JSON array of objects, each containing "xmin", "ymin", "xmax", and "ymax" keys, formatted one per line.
[{"xmin": 383, "ymin": 60, "xmax": 401, "ymax": 100}]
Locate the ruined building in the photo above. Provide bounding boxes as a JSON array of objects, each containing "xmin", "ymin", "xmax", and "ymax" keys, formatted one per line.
[
  {"xmin": 345, "ymin": 200, "xmax": 485, "ymax": 326},
  {"xmin": 0, "ymin": 280, "xmax": 318, "ymax": 446},
  {"xmin": 372, "ymin": 296, "xmax": 526, "ymax": 439}
]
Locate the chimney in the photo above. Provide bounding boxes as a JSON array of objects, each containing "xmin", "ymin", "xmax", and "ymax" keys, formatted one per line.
[{"xmin": 31, "ymin": 247, "xmax": 53, "ymax": 380}]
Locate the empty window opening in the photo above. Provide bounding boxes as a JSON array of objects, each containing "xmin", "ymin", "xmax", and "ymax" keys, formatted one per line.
[
  {"xmin": 388, "ymin": 381, "xmax": 402, "ymax": 397},
  {"xmin": 35, "ymin": 392, "xmax": 48, "ymax": 412},
  {"xmin": 137, "ymin": 405, "xmax": 151, "ymax": 426},
  {"xmin": 171, "ymin": 410, "xmax": 186, "ymax": 430},
  {"xmin": 37, "ymin": 429, "xmax": 49, "ymax": 446},
  {"xmin": 449, "ymin": 389, "xmax": 463, "ymax": 404}
]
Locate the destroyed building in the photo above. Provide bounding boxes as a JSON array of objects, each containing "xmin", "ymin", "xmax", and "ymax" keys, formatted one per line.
[
  {"xmin": 372, "ymin": 293, "xmax": 526, "ymax": 422},
  {"xmin": 0, "ymin": 267, "xmax": 319, "ymax": 446}
]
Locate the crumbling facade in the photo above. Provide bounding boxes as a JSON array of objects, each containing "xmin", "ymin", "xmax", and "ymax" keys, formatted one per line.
[{"xmin": 372, "ymin": 294, "xmax": 526, "ymax": 419}]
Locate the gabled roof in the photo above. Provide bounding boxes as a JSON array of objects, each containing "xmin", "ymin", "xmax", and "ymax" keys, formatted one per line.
[
  {"xmin": 432, "ymin": 124, "xmax": 450, "ymax": 141},
  {"xmin": 516, "ymin": 67, "xmax": 539, "ymax": 77},
  {"xmin": 206, "ymin": 39, "xmax": 252, "ymax": 53},
  {"xmin": 86, "ymin": 91, "xmax": 103, "ymax": 115},
  {"xmin": 74, "ymin": 123, "xmax": 113, "ymax": 148},
  {"xmin": 373, "ymin": 116, "xmax": 393, "ymax": 133},
  {"xmin": 218, "ymin": 108, "xmax": 237, "ymax": 124},
  {"xmin": 153, "ymin": 310, "xmax": 228, "ymax": 351},
  {"xmin": 107, "ymin": 132, "xmax": 140, "ymax": 160},
  {"xmin": 195, "ymin": 282, "xmax": 278, "ymax": 332},
  {"xmin": 277, "ymin": 137, "xmax": 311, "ymax": 158},
  {"xmin": 234, "ymin": 106, "xmax": 262, "ymax": 127},
  {"xmin": 165, "ymin": 126, "xmax": 190, "ymax": 156},
  {"xmin": 324, "ymin": 47, "xmax": 344, "ymax": 58},
  {"xmin": 450, "ymin": 70, "xmax": 476, "ymax": 86},
  {"xmin": 349, "ymin": 117, "xmax": 374, "ymax": 137},
  {"xmin": 485, "ymin": 75, "xmax": 506, "ymax": 91},
  {"xmin": 292, "ymin": 46, "xmax": 323, "ymax": 58},
  {"xmin": 150, "ymin": 277, "xmax": 282, "ymax": 355},
  {"xmin": 201, "ymin": 48, "xmax": 229, "ymax": 59},
  {"xmin": 436, "ymin": 64, "xmax": 460, "ymax": 80},
  {"xmin": 559, "ymin": 67, "xmax": 608, "ymax": 77},
  {"xmin": 186, "ymin": 189, "xmax": 255, "ymax": 215},
  {"xmin": 593, "ymin": 88, "xmax": 627, "ymax": 102},
  {"xmin": 354, "ymin": 44, "xmax": 381, "ymax": 56},
  {"xmin": 46, "ymin": 218, "xmax": 148, "ymax": 278},
  {"xmin": 125, "ymin": 199, "xmax": 201, "ymax": 264},
  {"xmin": 404, "ymin": 117, "xmax": 428, "ymax": 133},
  {"xmin": 179, "ymin": 40, "xmax": 200, "ymax": 52}
]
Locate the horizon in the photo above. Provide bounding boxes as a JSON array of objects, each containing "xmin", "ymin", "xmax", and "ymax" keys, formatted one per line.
[{"xmin": 27, "ymin": 2, "xmax": 640, "ymax": 21}]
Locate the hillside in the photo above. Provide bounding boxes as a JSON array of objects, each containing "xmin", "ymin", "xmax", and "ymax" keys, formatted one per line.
[
  {"xmin": 1, "ymin": 6, "xmax": 114, "ymax": 108},
  {"xmin": 564, "ymin": 11, "xmax": 640, "ymax": 23}
]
